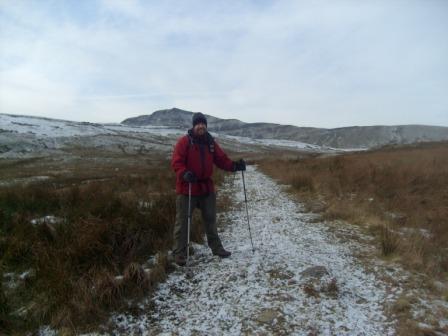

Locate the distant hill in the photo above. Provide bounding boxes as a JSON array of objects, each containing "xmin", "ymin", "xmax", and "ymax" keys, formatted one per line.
[
  {"xmin": 122, "ymin": 108, "xmax": 448, "ymax": 149},
  {"xmin": 0, "ymin": 112, "xmax": 338, "ymax": 159}
]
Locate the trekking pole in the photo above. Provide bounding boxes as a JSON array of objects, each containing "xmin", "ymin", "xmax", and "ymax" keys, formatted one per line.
[
  {"xmin": 187, "ymin": 182, "xmax": 192, "ymax": 266},
  {"xmin": 242, "ymin": 170, "xmax": 255, "ymax": 253}
]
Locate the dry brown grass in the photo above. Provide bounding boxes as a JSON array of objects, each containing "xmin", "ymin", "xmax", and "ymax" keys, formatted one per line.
[
  {"xmin": 258, "ymin": 142, "xmax": 448, "ymax": 279},
  {"xmin": 379, "ymin": 225, "xmax": 400, "ymax": 256},
  {"xmin": 0, "ymin": 151, "xmax": 231, "ymax": 334}
]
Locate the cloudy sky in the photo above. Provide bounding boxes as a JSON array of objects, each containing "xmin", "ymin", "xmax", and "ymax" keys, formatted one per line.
[{"xmin": 0, "ymin": 0, "xmax": 447, "ymax": 128}]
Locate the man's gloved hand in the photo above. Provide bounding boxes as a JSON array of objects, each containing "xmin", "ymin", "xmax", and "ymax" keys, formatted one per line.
[
  {"xmin": 183, "ymin": 170, "xmax": 197, "ymax": 183},
  {"xmin": 233, "ymin": 159, "xmax": 246, "ymax": 172}
]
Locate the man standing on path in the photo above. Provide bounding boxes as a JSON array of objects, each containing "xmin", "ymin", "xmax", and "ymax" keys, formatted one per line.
[{"xmin": 171, "ymin": 112, "xmax": 246, "ymax": 266}]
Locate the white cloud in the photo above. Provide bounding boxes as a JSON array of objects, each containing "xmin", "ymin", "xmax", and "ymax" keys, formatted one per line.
[{"xmin": 0, "ymin": 0, "xmax": 447, "ymax": 127}]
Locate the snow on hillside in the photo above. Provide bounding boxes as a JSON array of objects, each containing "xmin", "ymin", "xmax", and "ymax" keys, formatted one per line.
[
  {"xmin": 0, "ymin": 114, "xmax": 186, "ymax": 159},
  {"xmin": 220, "ymin": 134, "xmax": 324, "ymax": 150},
  {"xmin": 0, "ymin": 113, "xmax": 359, "ymax": 159},
  {"xmin": 218, "ymin": 134, "xmax": 367, "ymax": 152},
  {"xmin": 103, "ymin": 124, "xmax": 184, "ymax": 137},
  {"xmin": 0, "ymin": 114, "xmax": 183, "ymax": 138},
  {"xmin": 0, "ymin": 113, "xmax": 110, "ymax": 137}
]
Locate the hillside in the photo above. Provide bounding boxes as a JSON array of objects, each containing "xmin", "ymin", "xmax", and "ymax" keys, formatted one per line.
[
  {"xmin": 123, "ymin": 108, "xmax": 448, "ymax": 149},
  {"xmin": 0, "ymin": 113, "xmax": 344, "ymax": 160}
]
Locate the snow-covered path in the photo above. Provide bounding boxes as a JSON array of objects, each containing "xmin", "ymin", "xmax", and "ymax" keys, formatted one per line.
[{"xmin": 112, "ymin": 166, "xmax": 395, "ymax": 335}]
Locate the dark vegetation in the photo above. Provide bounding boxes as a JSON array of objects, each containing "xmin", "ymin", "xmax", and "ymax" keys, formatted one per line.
[{"xmin": 0, "ymin": 152, "xmax": 226, "ymax": 334}]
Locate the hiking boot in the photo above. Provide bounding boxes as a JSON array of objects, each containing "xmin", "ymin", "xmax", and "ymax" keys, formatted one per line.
[
  {"xmin": 174, "ymin": 254, "xmax": 186, "ymax": 266},
  {"xmin": 212, "ymin": 247, "xmax": 231, "ymax": 258}
]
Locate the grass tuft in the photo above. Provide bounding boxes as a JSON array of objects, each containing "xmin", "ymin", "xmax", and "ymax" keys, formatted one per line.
[{"xmin": 380, "ymin": 225, "xmax": 399, "ymax": 256}]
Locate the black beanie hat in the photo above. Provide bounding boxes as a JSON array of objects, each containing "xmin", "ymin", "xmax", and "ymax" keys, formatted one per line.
[{"xmin": 192, "ymin": 112, "xmax": 207, "ymax": 127}]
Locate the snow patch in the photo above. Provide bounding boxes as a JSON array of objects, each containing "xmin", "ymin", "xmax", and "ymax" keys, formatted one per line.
[
  {"xmin": 30, "ymin": 215, "xmax": 64, "ymax": 226},
  {"xmin": 219, "ymin": 134, "xmax": 367, "ymax": 152}
]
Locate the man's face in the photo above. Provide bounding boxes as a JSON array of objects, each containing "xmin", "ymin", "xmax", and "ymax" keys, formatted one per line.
[{"xmin": 193, "ymin": 122, "xmax": 207, "ymax": 136}]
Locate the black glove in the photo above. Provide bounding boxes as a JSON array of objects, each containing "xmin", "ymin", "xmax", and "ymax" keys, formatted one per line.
[
  {"xmin": 233, "ymin": 159, "xmax": 246, "ymax": 172},
  {"xmin": 183, "ymin": 171, "xmax": 197, "ymax": 183}
]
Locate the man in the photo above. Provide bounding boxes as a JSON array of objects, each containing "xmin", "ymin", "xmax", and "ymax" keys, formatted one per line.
[{"xmin": 171, "ymin": 112, "xmax": 246, "ymax": 266}]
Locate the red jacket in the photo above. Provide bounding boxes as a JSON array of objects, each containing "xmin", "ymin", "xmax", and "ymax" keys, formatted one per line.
[{"xmin": 171, "ymin": 130, "xmax": 235, "ymax": 195}]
